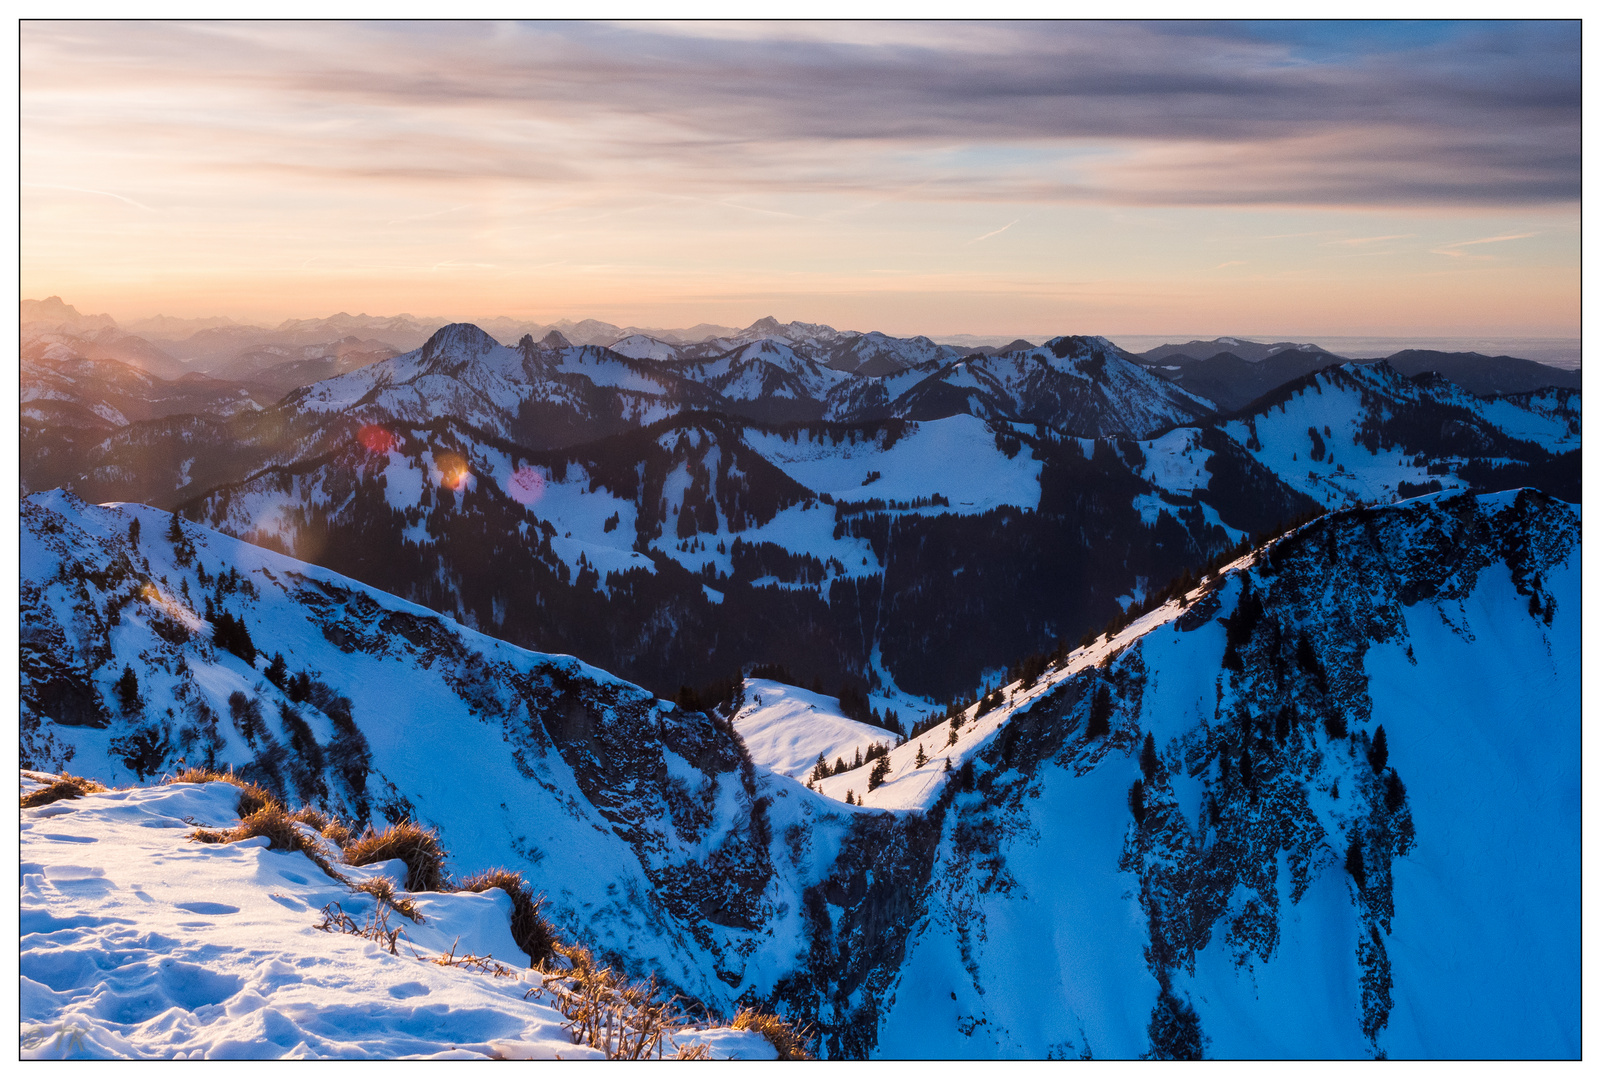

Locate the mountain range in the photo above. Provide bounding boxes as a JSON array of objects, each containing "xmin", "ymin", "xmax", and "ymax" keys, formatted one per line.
[
  {"xmin": 20, "ymin": 483, "xmax": 1578, "ymax": 1057},
  {"xmin": 16, "ymin": 300, "xmax": 1582, "ymax": 1058}
]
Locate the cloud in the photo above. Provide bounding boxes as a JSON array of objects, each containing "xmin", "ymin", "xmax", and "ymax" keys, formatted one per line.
[
  {"xmin": 20, "ymin": 19, "xmax": 1579, "ymax": 210},
  {"xmin": 22, "ymin": 181, "xmax": 157, "ymax": 213},
  {"xmin": 967, "ymin": 219, "xmax": 1020, "ymax": 244},
  {"xmin": 1326, "ymin": 234, "xmax": 1416, "ymax": 246},
  {"xmin": 1430, "ymin": 232, "xmax": 1539, "ymax": 257}
]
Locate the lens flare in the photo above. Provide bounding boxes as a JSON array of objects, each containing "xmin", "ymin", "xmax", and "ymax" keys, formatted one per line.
[
  {"xmin": 507, "ymin": 466, "xmax": 546, "ymax": 506},
  {"xmin": 358, "ymin": 425, "xmax": 397, "ymax": 454},
  {"xmin": 434, "ymin": 452, "xmax": 470, "ymax": 490}
]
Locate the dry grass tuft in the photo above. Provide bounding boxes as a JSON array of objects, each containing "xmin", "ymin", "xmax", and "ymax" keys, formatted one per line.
[
  {"xmin": 731, "ymin": 1007, "xmax": 813, "ymax": 1060},
  {"xmin": 315, "ymin": 900, "xmax": 409, "ymax": 955},
  {"xmin": 343, "ymin": 821, "xmax": 448, "ymax": 892},
  {"xmin": 291, "ymin": 806, "xmax": 351, "ymax": 846},
  {"xmin": 674, "ymin": 1042, "xmax": 712, "ymax": 1060},
  {"xmin": 456, "ymin": 867, "xmax": 557, "ymax": 967},
  {"xmin": 528, "ymin": 952, "xmax": 686, "ymax": 1061},
  {"xmin": 351, "ymin": 875, "xmax": 424, "ymax": 923},
  {"xmin": 165, "ymin": 767, "xmax": 273, "ymax": 817},
  {"xmin": 432, "ymin": 938, "xmax": 518, "ymax": 978},
  {"xmin": 20, "ymin": 773, "xmax": 107, "ymax": 809},
  {"xmin": 188, "ymin": 804, "xmax": 347, "ymax": 882}
]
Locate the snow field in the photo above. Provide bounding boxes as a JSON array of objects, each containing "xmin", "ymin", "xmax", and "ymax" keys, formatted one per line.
[
  {"xmin": 19, "ymin": 776, "xmax": 777, "ymax": 1060},
  {"xmin": 1469, "ymin": 393, "xmax": 1580, "ymax": 452},
  {"xmin": 1364, "ymin": 552, "xmax": 1579, "ymax": 1057},
  {"xmin": 493, "ymin": 460, "xmax": 649, "ymax": 588},
  {"xmin": 732, "ymin": 680, "xmax": 898, "ymax": 781},
  {"xmin": 1136, "ymin": 427, "xmax": 1214, "ymax": 497},
  {"xmin": 745, "ymin": 414, "xmax": 1041, "ymax": 515}
]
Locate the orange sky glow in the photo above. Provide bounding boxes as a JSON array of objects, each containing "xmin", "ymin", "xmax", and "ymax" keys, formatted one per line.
[{"xmin": 20, "ymin": 20, "xmax": 1579, "ymax": 339}]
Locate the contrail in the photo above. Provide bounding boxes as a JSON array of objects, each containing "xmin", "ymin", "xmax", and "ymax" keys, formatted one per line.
[
  {"xmin": 23, "ymin": 182, "xmax": 157, "ymax": 213},
  {"xmin": 967, "ymin": 218, "xmax": 1020, "ymax": 244}
]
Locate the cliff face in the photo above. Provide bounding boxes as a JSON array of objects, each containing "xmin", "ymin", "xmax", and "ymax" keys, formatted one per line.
[
  {"xmin": 20, "ymin": 489, "xmax": 1579, "ymax": 1057},
  {"xmin": 867, "ymin": 489, "xmax": 1578, "ymax": 1058}
]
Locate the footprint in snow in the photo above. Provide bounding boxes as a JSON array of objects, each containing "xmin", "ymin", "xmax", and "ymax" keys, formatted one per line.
[{"xmin": 174, "ymin": 901, "xmax": 240, "ymax": 916}]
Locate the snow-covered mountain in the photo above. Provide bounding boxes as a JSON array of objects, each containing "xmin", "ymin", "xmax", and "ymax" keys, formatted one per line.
[
  {"xmin": 890, "ymin": 336, "xmax": 1216, "ymax": 437},
  {"xmin": 20, "ymin": 486, "xmax": 1579, "ymax": 1057},
  {"xmin": 176, "ymin": 407, "xmax": 1323, "ymax": 703},
  {"xmin": 1219, "ymin": 360, "xmax": 1580, "ymax": 507},
  {"xmin": 200, "ymin": 336, "xmax": 400, "ymax": 393},
  {"xmin": 1134, "ymin": 338, "xmax": 1580, "ymax": 412},
  {"xmin": 1373, "ymin": 350, "xmax": 1583, "ymax": 397},
  {"xmin": 28, "ymin": 321, "xmax": 1574, "ymax": 711},
  {"xmin": 20, "ymin": 491, "xmax": 852, "ymax": 1017}
]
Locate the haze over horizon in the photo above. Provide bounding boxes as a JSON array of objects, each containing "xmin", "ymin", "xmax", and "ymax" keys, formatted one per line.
[{"xmin": 22, "ymin": 20, "xmax": 1579, "ymax": 338}]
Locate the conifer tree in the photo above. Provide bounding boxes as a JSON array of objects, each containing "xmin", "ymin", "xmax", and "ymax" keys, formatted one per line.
[
  {"xmin": 915, "ymin": 743, "xmax": 927, "ymax": 768},
  {"xmin": 1384, "ymin": 771, "xmax": 1407, "ymax": 813},
  {"xmin": 1140, "ymin": 731, "xmax": 1158, "ymax": 782},
  {"xmin": 1368, "ymin": 725, "xmax": 1388, "ymax": 774},
  {"xmin": 868, "ymin": 756, "xmax": 891, "ymax": 791},
  {"xmin": 127, "ymin": 519, "xmax": 141, "ymax": 546},
  {"xmin": 1086, "ymin": 685, "xmax": 1112, "ymax": 739},
  {"xmin": 114, "ymin": 665, "xmax": 141, "ymax": 713},
  {"xmin": 1345, "ymin": 836, "xmax": 1366, "ymax": 888},
  {"xmin": 1129, "ymin": 778, "xmax": 1146, "ymax": 825}
]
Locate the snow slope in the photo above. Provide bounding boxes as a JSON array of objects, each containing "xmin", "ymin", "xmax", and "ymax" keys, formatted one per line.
[
  {"xmin": 20, "ymin": 487, "xmax": 1579, "ymax": 1057},
  {"xmin": 19, "ymin": 774, "xmax": 775, "ymax": 1060},
  {"xmin": 731, "ymin": 680, "xmax": 895, "ymax": 781},
  {"xmin": 867, "ymin": 489, "xmax": 1579, "ymax": 1058},
  {"xmin": 744, "ymin": 415, "xmax": 1041, "ymax": 514},
  {"xmin": 19, "ymin": 491, "xmax": 856, "ymax": 1018},
  {"xmin": 1222, "ymin": 362, "xmax": 1579, "ymax": 508}
]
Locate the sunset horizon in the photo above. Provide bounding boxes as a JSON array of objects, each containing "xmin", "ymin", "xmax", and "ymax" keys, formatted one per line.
[{"xmin": 22, "ymin": 20, "xmax": 1579, "ymax": 340}]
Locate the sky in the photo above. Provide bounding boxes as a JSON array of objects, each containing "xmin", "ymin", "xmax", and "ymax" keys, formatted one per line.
[{"xmin": 19, "ymin": 19, "xmax": 1581, "ymax": 339}]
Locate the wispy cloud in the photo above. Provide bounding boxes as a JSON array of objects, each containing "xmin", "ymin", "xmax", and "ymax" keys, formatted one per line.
[
  {"xmin": 385, "ymin": 204, "xmax": 470, "ymax": 226},
  {"xmin": 23, "ymin": 181, "xmax": 157, "ymax": 213},
  {"xmin": 1431, "ymin": 232, "xmax": 1538, "ymax": 257},
  {"xmin": 21, "ymin": 20, "xmax": 1579, "ymax": 210},
  {"xmin": 967, "ymin": 219, "xmax": 1020, "ymax": 244},
  {"xmin": 1326, "ymin": 233, "xmax": 1416, "ymax": 246}
]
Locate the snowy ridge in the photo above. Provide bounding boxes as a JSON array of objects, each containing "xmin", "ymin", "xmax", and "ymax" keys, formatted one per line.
[
  {"xmin": 19, "ymin": 774, "xmax": 776, "ymax": 1060},
  {"xmin": 19, "ymin": 491, "xmax": 849, "ymax": 1015},
  {"xmin": 18, "ymin": 487, "xmax": 1581, "ymax": 1056},
  {"xmin": 1221, "ymin": 361, "xmax": 1580, "ymax": 508},
  {"xmin": 893, "ymin": 336, "xmax": 1216, "ymax": 438},
  {"xmin": 872, "ymin": 489, "xmax": 1578, "ymax": 1057}
]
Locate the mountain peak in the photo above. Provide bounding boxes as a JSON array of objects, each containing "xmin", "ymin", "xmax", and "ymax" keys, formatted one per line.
[
  {"xmin": 21, "ymin": 295, "xmax": 118, "ymax": 330},
  {"xmin": 419, "ymin": 322, "xmax": 501, "ymax": 364}
]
